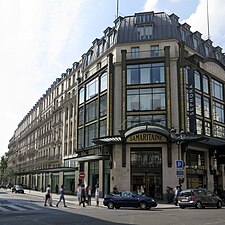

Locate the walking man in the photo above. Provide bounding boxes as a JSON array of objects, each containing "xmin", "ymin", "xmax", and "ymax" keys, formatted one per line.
[
  {"xmin": 56, "ymin": 184, "xmax": 67, "ymax": 207},
  {"xmin": 79, "ymin": 184, "xmax": 86, "ymax": 207},
  {"xmin": 44, "ymin": 184, "xmax": 53, "ymax": 207}
]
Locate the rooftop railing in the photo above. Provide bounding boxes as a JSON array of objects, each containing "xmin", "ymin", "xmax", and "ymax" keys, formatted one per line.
[{"xmin": 126, "ymin": 49, "xmax": 165, "ymax": 60}]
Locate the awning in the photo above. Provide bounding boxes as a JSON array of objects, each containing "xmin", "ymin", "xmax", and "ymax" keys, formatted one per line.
[
  {"xmin": 74, "ymin": 155, "xmax": 109, "ymax": 162},
  {"xmin": 92, "ymin": 136, "xmax": 122, "ymax": 145}
]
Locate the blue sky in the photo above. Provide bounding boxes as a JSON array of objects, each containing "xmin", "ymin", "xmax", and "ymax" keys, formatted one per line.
[{"xmin": 0, "ymin": 0, "xmax": 224, "ymax": 157}]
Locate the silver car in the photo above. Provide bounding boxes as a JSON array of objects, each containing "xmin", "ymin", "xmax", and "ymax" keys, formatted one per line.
[{"xmin": 178, "ymin": 188, "xmax": 222, "ymax": 209}]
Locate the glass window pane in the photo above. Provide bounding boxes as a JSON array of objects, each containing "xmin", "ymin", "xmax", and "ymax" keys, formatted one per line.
[
  {"xmin": 203, "ymin": 75, "xmax": 209, "ymax": 94},
  {"xmin": 212, "ymin": 79, "xmax": 224, "ymax": 100},
  {"xmin": 100, "ymin": 73, "xmax": 107, "ymax": 92},
  {"xmin": 79, "ymin": 88, "xmax": 84, "ymax": 104},
  {"xmin": 194, "ymin": 71, "xmax": 201, "ymax": 90},
  {"xmin": 195, "ymin": 93, "xmax": 202, "ymax": 115}
]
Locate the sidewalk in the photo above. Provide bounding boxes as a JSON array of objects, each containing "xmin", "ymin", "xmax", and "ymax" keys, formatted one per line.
[{"xmin": 24, "ymin": 189, "xmax": 179, "ymax": 209}]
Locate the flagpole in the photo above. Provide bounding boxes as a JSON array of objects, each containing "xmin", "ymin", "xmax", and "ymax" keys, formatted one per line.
[{"xmin": 207, "ymin": 0, "xmax": 210, "ymax": 39}]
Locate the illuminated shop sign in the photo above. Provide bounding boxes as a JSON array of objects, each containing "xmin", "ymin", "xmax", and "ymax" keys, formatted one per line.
[{"xmin": 127, "ymin": 132, "xmax": 167, "ymax": 143}]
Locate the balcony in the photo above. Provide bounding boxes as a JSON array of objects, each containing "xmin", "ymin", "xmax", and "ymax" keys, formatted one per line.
[{"xmin": 126, "ymin": 49, "xmax": 165, "ymax": 60}]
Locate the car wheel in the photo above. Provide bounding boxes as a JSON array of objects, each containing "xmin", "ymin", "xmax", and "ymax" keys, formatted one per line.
[
  {"xmin": 139, "ymin": 202, "xmax": 147, "ymax": 210},
  {"xmin": 217, "ymin": 201, "xmax": 222, "ymax": 209},
  {"xmin": 107, "ymin": 202, "xmax": 114, "ymax": 209},
  {"xmin": 195, "ymin": 201, "xmax": 202, "ymax": 209},
  {"xmin": 180, "ymin": 206, "xmax": 185, "ymax": 209}
]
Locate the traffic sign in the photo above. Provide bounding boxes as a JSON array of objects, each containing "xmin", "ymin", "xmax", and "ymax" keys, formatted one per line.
[
  {"xmin": 79, "ymin": 172, "xmax": 85, "ymax": 179},
  {"xmin": 176, "ymin": 170, "xmax": 184, "ymax": 177},
  {"xmin": 175, "ymin": 160, "xmax": 183, "ymax": 169}
]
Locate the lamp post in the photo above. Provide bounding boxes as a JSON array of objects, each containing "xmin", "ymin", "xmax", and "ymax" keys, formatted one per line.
[
  {"xmin": 170, "ymin": 128, "xmax": 187, "ymax": 186},
  {"xmin": 170, "ymin": 128, "xmax": 186, "ymax": 160}
]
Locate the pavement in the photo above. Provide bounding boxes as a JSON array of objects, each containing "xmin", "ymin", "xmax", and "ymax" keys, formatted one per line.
[{"xmin": 22, "ymin": 189, "xmax": 179, "ymax": 209}]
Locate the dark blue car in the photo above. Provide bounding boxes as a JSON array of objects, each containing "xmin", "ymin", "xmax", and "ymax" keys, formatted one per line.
[{"xmin": 103, "ymin": 191, "xmax": 157, "ymax": 210}]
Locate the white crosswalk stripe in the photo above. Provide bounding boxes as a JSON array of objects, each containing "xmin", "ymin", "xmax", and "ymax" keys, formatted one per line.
[
  {"xmin": 0, "ymin": 206, "xmax": 11, "ymax": 212},
  {"xmin": 0, "ymin": 204, "xmax": 42, "ymax": 212}
]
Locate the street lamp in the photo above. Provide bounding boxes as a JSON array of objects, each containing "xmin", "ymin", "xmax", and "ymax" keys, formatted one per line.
[{"xmin": 170, "ymin": 128, "xmax": 186, "ymax": 160}]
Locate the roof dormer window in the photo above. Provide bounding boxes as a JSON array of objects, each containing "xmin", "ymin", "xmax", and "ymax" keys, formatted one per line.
[
  {"xmin": 136, "ymin": 13, "xmax": 153, "ymax": 24},
  {"xmin": 193, "ymin": 37, "xmax": 199, "ymax": 51},
  {"xmin": 137, "ymin": 25, "xmax": 153, "ymax": 40}
]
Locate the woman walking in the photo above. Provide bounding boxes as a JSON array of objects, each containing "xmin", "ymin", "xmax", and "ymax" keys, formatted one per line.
[
  {"xmin": 44, "ymin": 184, "xmax": 53, "ymax": 207},
  {"xmin": 95, "ymin": 185, "xmax": 100, "ymax": 207},
  {"xmin": 56, "ymin": 184, "xmax": 67, "ymax": 207}
]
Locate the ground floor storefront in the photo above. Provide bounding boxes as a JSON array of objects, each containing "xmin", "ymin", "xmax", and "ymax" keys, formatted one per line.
[{"xmin": 15, "ymin": 127, "xmax": 225, "ymax": 200}]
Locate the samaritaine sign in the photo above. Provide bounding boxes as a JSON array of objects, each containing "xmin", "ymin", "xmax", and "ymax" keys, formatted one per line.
[{"xmin": 126, "ymin": 132, "xmax": 167, "ymax": 143}]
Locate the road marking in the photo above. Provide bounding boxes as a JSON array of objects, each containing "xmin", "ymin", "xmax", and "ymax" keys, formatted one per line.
[
  {"xmin": 0, "ymin": 206, "xmax": 11, "ymax": 212},
  {"xmin": 0, "ymin": 204, "xmax": 42, "ymax": 212}
]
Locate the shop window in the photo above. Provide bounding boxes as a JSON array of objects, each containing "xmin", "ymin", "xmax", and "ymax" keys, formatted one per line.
[
  {"xmin": 195, "ymin": 93, "xmax": 202, "ymax": 115},
  {"xmin": 203, "ymin": 75, "xmax": 209, "ymax": 94},
  {"xmin": 100, "ymin": 95, "xmax": 107, "ymax": 117},
  {"xmin": 86, "ymin": 78, "xmax": 99, "ymax": 100},
  {"xmin": 194, "ymin": 71, "xmax": 201, "ymax": 90},
  {"xmin": 100, "ymin": 72, "xmax": 107, "ymax": 92}
]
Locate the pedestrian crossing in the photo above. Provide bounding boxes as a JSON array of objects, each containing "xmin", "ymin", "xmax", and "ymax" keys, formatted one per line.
[{"xmin": 0, "ymin": 204, "xmax": 42, "ymax": 212}]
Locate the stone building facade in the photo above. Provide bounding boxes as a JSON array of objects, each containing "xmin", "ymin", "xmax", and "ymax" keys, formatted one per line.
[{"xmin": 7, "ymin": 11, "xmax": 225, "ymax": 198}]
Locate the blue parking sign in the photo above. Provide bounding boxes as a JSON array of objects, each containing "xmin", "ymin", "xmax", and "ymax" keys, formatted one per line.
[{"xmin": 176, "ymin": 160, "xmax": 183, "ymax": 169}]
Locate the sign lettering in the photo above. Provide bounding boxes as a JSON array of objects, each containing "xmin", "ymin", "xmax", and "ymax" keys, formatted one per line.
[{"xmin": 127, "ymin": 132, "xmax": 167, "ymax": 143}]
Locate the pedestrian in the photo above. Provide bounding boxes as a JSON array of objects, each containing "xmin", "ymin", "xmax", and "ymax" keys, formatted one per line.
[
  {"xmin": 95, "ymin": 185, "xmax": 100, "ymax": 206},
  {"xmin": 86, "ymin": 185, "xmax": 92, "ymax": 206},
  {"xmin": 174, "ymin": 185, "xmax": 182, "ymax": 206},
  {"xmin": 56, "ymin": 184, "xmax": 67, "ymax": 207},
  {"xmin": 76, "ymin": 183, "xmax": 81, "ymax": 205},
  {"xmin": 79, "ymin": 184, "xmax": 86, "ymax": 207},
  {"xmin": 113, "ymin": 185, "xmax": 118, "ymax": 194},
  {"xmin": 44, "ymin": 184, "xmax": 53, "ymax": 207}
]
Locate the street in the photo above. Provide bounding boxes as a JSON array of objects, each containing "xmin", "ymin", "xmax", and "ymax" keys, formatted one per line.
[{"xmin": 1, "ymin": 189, "xmax": 225, "ymax": 225}]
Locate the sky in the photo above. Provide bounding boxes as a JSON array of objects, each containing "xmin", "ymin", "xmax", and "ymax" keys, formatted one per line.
[{"xmin": 0, "ymin": 0, "xmax": 225, "ymax": 157}]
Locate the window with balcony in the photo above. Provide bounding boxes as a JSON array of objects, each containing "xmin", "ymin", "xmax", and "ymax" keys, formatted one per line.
[
  {"xmin": 150, "ymin": 45, "xmax": 159, "ymax": 57},
  {"xmin": 131, "ymin": 47, "xmax": 140, "ymax": 59}
]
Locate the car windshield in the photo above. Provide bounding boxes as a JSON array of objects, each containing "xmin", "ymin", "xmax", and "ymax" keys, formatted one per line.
[{"xmin": 179, "ymin": 190, "xmax": 192, "ymax": 197}]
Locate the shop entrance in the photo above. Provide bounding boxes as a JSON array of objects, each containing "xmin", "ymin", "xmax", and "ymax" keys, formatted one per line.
[{"xmin": 130, "ymin": 148, "xmax": 162, "ymax": 199}]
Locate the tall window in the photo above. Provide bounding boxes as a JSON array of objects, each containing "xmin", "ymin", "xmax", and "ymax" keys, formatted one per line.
[
  {"xmin": 150, "ymin": 45, "xmax": 159, "ymax": 57},
  {"xmin": 212, "ymin": 79, "xmax": 223, "ymax": 100},
  {"xmin": 127, "ymin": 63, "xmax": 165, "ymax": 85},
  {"xmin": 204, "ymin": 97, "xmax": 210, "ymax": 118},
  {"xmin": 86, "ymin": 100, "xmax": 98, "ymax": 122},
  {"xmin": 195, "ymin": 93, "xmax": 202, "ymax": 115},
  {"xmin": 127, "ymin": 88, "xmax": 165, "ymax": 111},
  {"xmin": 100, "ymin": 119, "xmax": 107, "ymax": 137},
  {"xmin": 194, "ymin": 71, "xmax": 201, "ymax": 90},
  {"xmin": 79, "ymin": 88, "xmax": 84, "ymax": 105},
  {"xmin": 213, "ymin": 101, "xmax": 224, "ymax": 123},
  {"xmin": 100, "ymin": 95, "xmax": 107, "ymax": 117},
  {"xmin": 86, "ymin": 78, "xmax": 98, "ymax": 100},
  {"xmin": 85, "ymin": 123, "xmax": 97, "ymax": 147},
  {"xmin": 131, "ymin": 47, "xmax": 139, "ymax": 59},
  {"xmin": 100, "ymin": 72, "xmax": 107, "ymax": 92},
  {"xmin": 203, "ymin": 75, "xmax": 209, "ymax": 94}
]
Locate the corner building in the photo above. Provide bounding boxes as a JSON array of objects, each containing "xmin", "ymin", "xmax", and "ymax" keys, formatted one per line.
[{"xmin": 8, "ymin": 11, "xmax": 225, "ymax": 199}]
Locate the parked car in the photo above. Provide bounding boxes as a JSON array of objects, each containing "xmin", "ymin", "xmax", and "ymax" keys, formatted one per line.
[
  {"xmin": 103, "ymin": 190, "xmax": 157, "ymax": 210},
  {"xmin": 11, "ymin": 185, "xmax": 25, "ymax": 194},
  {"xmin": 178, "ymin": 188, "xmax": 222, "ymax": 209}
]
